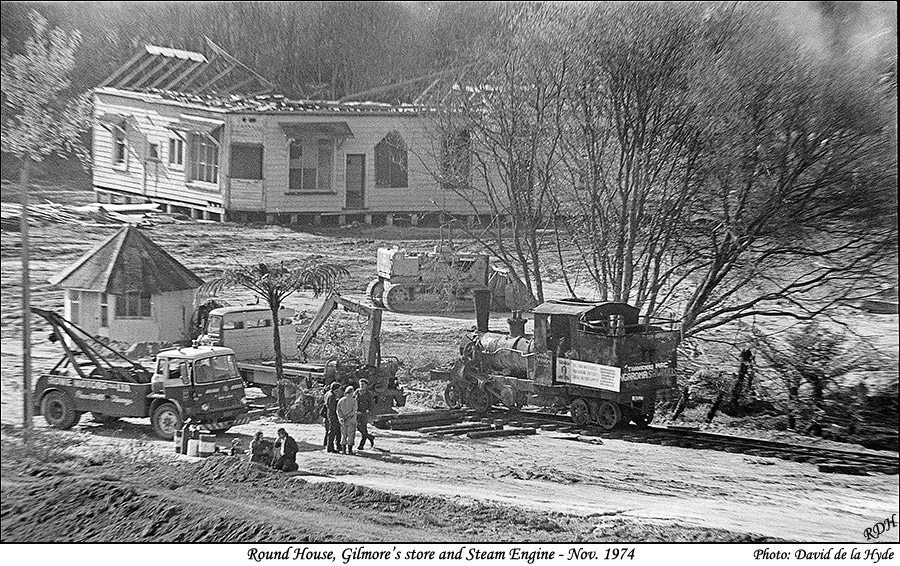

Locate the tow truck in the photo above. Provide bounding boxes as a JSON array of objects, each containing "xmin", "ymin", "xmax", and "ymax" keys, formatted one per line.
[
  {"xmin": 31, "ymin": 308, "xmax": 250, "ymax": 440},
  {"xmin": 197, "ymin": 293, "xmax": 406, "ymax": 414}
]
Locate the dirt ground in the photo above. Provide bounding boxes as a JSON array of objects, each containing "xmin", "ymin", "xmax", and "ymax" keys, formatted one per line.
[{"xmin": 1, "ymin": 198, "xmax": 898, "ymax": 543}]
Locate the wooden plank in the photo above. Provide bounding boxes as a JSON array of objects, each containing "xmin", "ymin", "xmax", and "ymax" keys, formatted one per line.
[
  {"xmin": 467, "ymin": 428, "xmax": 537, "ymax": 439},
  {"xmin": 146, "ymin": 57, "xmax": 191, "ymax": 90},
  {"xmin": 100, "ymin": 49, "xmax": 148, "ymax": 88},
  {"xmin": 130, "ymin": 56, "xmax": 175, "ymax": 90},
  {"xmin": 180, "ymin": 55, "xmax": 217, "ymax": 91},
  {"xmin": 162, "ymin": 60, "xmax": 207, "ymax": 91},
  {"xmin": 112, "ymin": 53, "xmax": 158, "ymax": 89},
  {"xmin": 194, "ymin": 62, "xmax": 236, "ymax": 94}
]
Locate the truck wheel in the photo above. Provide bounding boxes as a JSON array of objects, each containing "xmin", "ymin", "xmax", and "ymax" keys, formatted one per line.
[
  {"xmin": 42, "ymin": 391, "xmax": 81, "ymax": 430},
  {"xmin": 596, "ymin": 401, "xmax": 623, "ymax": 430},
  {"xmin": 151, "ymin": 403, "xmax": 182, "ymax": 440},
  {"xmin": 570, "ymin": 398, "xmax": 590, "ymax": 426}
]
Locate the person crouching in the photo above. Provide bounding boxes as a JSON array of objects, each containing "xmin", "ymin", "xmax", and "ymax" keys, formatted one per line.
[
  {"xmin": 272, "ymin": 428, "xmax": 299, "ymax": 472},
  {"xmin": 336, "ymin": 385, "xmax": 358, "ymax": 455}
]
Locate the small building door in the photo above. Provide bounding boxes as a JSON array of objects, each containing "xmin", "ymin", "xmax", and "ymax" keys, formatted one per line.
[{"xmin": 345, "ymin": 154, "xmax": 365, "ymax": 209}]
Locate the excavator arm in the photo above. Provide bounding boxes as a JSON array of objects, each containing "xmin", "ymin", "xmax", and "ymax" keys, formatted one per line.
[{"xmin": 298, "ymin": 292, "xmax": 383, "ymax": 367}]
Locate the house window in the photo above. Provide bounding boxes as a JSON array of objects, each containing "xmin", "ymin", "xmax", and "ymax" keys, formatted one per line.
[
  {"xmin": 69, "ymin": 290, "xmax": 81, "ymax": 325},
  {"xmin": 113, "ymin": 130, "xmax": 127, "ymax": 167},
  {"xmin": 147, "ymin": 142, "xmax": 161, "ymax": 161},
  {"xmin": 229, "ymin": 143, "xmax": 263, "ymax": 180},
  {"xmin": 115, "ymin": 291, "xmax": 151, "ymax": 318},
  {"xmin": 100, "ymin": 293, "xmax": 109, "ymax": 328},
  {"xmin": 168, "ymin": 138, "xmax": 184, "ymax": 167},
  {"xmin": 289, "ymin": 139, "xmax": 332, "ymax": 192},
  {"xmin": 188, "ymin": 132, "xmax": 220, "ymax": 184},
  {"xmin": 440, "ymin": 129, "xmax": 472, "ymax": 191},
  {"xmin": 375, "ymin": 131, "xmax": 408, "ymax": 188}
]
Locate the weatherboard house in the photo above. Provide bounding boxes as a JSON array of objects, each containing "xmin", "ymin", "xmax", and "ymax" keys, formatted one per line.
[
  {"xmin": 49, "ymin": 225, "xmax": 203, "ymax": 344},
  {"xmin": 91, "ymin": 40, "xmax": 476, "ymax": 225}
]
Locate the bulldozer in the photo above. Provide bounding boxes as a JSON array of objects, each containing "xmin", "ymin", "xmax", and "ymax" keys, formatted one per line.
[{"xmin": 366, "ymin": 247, "xmax": 512, "ymax": 313}]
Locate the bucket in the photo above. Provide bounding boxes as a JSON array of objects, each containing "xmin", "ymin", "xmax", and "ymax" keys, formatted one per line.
[
  {"xmin": 186, "ymin": 438, "xmax": 200, "ymax": 458},
  {"xmin": 199, "ymin": 434, "xmax": 216, "ymax": 458},
  {"xmin": 174, "ymin": 430, "xmax": 183, "ymax": 454}
]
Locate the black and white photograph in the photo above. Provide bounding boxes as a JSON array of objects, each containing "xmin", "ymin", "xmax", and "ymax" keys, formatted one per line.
[{"xmin": 0, "ymin": 0, "xmax": 897, "ymax": 557}]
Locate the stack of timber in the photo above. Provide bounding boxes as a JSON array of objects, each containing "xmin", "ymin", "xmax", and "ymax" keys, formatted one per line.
[
  {"xmin": 0, "ymin": 201, "xmax": 180, "ymax": 230},
  {"xmin": 373, "ymin": 409, "xmax": 464, "ymax": 431}
]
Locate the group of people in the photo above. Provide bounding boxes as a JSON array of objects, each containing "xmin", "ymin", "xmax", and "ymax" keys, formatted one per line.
[
  {"xmin": 246, "ymin": 378, "xmax": 376, "ymax": 472},
  {"xmin": 322, "ymin": 378, "xmax": 375, "ymax": 455},
  {"xmin": 249, "ymin": 427, "xmax": 299, "ymax": 472}
]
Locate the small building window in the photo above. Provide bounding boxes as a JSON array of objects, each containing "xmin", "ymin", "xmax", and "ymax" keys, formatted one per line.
[
  {"xmin": 229, "ymin": 143, "xmax": 263, "ymax": 180},
  {"xmin": 147, "ymin": 142, "xmax": 161, "ymax": 161},
  {"xmin": 375, "ymin": 131, "xmax": 408, "ymax": 188},
  {"xmin": 289, "ymin": 139, "xmax": 332, "ymax": 192},
  {"xmin": 69, "ymin": 290, "xmax": 81, "ymax": 325},
  {"xmin": 440, "ymin": 129, "xmax": 472, "ymax": 191},
  {"xmin": 168, "ymin": 138, "xmax": 184, "ymax": 167},
  {"xmin": 100, "ymin": 293, "xmax": 109, "ymax": 328},
  {"xmin": 188, "ymin": 132, "xmax": 220, "ymax": 184},
  {"xmin": 113, "ymin": 130, "xmax": 127, "ymax": 167},
  {"xmin": 115, "ymin": 291, "xmax": 151, "ymax": 319}
]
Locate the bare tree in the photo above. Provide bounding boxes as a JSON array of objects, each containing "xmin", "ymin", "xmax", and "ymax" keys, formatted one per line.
[
  {"xmin": 217, "ymin": 261, "xmax": 347, "ymax": 412},
  {"xmin": 1, "ymin": 10, "xmax": 91, "ymax": 446},
  {"xmin": 422, "ymin": 3, "xmax": 569, "ymax": 304}
]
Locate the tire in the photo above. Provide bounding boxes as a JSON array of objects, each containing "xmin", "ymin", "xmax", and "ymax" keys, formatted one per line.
[
  {"xmin": 596, "ymin": 400, "xmax": 623, "ymax": 430},
  {"xmin": 444, "ymin": 382, "xmax": 464, "ymax": 409},
  {"xmin": 570, "ymin": 398, "xmax": 590, "ymax": 426},
  {"xmin": 91, "ymin": 412, "xmax": 119, "ymax": 424},
  {"xmin": 151, "ymin": 403, "xmax": 182, "ymax": 440},
  {"xmin": 41, "ymin": 391, "xmax": 81, "ymax": 430},
  {"xmin": 366, "ymin": 279, "xmax": 385, "ymax": 307}
]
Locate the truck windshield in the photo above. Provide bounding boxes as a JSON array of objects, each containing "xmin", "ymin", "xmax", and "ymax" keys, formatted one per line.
[
  {"xmin": 206, "ymin": 315, "xmax": 223, "ymax": 337},
  {"xmin": 194, "ymin": 354, "xmax": 238, "ymax": 384}
]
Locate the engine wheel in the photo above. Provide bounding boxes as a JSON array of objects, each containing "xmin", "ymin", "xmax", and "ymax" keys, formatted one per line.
[
  {"xmin": 151, "ymin": 403, "xmax": 182, "ymax": 440},
  {"xmin": 466, "ymin": 384, "xmax": 491, "ymax": 414},
  {"xmin": 91, "ymin": 412, "xmax": 119, "ymax": 424},
  {"xmin": 444, "ymin": 382, "xmax": 464, "ymax": 409},
  {"xmin": 570, "ymin": 398, "xmax": 591, "ymax": 426},
  {"xmin": 596, "ymin": 401, "xmax": 623, "ymax": 430},
  {"xmin": 42, "ymin": 391, "xmax": 81, "ymax": 430},
  {"xmin": 632, "ymin": 411, "xmax": 654, "ymax": 428}
]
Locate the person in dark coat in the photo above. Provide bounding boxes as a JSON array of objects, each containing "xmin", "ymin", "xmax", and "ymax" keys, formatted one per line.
[
  {"xmin": 356, "ymin": 379, "xmax": 375, "ymax": 450},
  {"xmin": 272, "ymin": 428, "xmax": 299, "ymax": 472},
  {"xmin": 324, "ymin": 381, "xmax": 343, "ymax": 453}
]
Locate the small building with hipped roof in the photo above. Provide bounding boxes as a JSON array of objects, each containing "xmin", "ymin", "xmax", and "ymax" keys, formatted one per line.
[{"xmin": 49, "ymin": 225, "xmax": 203, "ymax": 344}]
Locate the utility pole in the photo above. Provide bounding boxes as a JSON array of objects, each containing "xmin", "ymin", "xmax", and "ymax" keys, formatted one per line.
[{"xmin": 20, "ymin": 158, "xmax": 33, "ymax": 449}]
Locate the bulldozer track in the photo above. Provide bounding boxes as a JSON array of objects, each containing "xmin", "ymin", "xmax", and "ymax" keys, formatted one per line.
[{"xmin": 434, "ymin": 408, "xmax": 900, "ymax": 475}]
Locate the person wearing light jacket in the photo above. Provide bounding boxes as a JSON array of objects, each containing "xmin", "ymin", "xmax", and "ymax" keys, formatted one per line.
[{"xmin": 336, "ymin": 385, "xmax": 358, "ymax": 455}]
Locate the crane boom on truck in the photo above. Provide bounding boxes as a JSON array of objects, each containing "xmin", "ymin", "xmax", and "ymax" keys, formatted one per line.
[{"xmin": 31, "ymin": 308, "xmax": 251, "ymax": 440}]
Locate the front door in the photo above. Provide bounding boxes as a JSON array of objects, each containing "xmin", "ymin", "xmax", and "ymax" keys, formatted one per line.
[{"xmin": 345, "ymin": 154, "xmax": 365, "ymax": 209}]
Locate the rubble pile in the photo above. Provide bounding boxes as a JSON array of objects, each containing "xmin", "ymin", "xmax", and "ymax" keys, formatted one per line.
[{"xmin": 0, "ymin": 201, "xmax": 193, "ymax": 230}]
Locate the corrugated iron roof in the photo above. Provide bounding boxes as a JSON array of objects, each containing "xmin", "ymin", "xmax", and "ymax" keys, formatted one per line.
[
  {"xmin": 49, "ymin": 226, "xmax": 203, "ymax": 295},
  {"xmin": 532, "ymin": 300, "xmax": 601, "ymax": 316}
]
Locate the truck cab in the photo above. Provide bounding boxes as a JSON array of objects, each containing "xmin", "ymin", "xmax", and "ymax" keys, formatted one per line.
[{"xmin": 149, "ymin": 346, "xmax": 248, "ymax": 438}]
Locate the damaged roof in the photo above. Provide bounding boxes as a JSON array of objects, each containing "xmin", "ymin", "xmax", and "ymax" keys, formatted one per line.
[
  {"xmin": 49, "ymin": 226, "xmax": 203, "ymax": 295},
  {"xmin": 100, "ymin": 37, "xmax": 274, "ymax": 98}
]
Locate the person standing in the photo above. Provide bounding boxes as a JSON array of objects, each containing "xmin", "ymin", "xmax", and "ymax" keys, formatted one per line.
[
  {"xmin": 336, "ymin": 385, "xmax": 358, "ymax": 455},
  {"xmin": 324, "ymin": 381, "xmax": 343, "ymax": 453},
  {"xmin": 272, "ymin": 428, "xmax": 298, "ymax": 472},
  {"xmin": 355, "ymin": 379, "xmax": 375, "ymax": 450}
]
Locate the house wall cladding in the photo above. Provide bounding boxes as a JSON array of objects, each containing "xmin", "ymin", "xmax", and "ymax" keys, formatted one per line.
[
  {"xmin": 93, "ymin": 92, "xmax": 227, "ymax": 210},
  {"xmin": 92, "ymin": 90, "xmax": 488, "ymax": 218}
]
